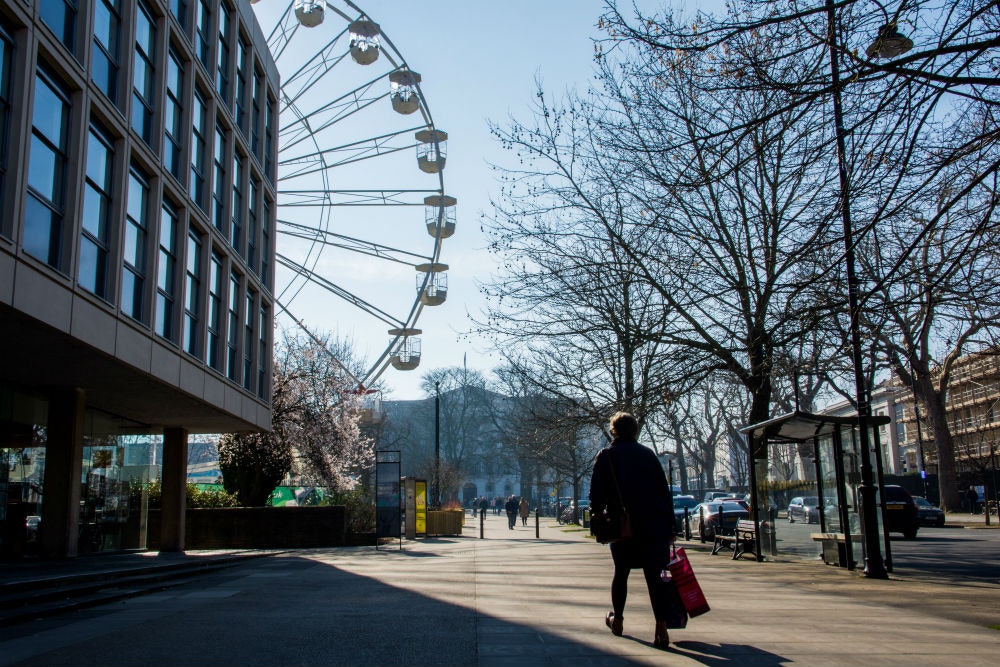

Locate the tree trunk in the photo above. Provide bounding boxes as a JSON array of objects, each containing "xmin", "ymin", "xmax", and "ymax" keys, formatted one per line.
[{"xmin": 924, "ymin": 392, "xmax": 960, "ymax": 511}]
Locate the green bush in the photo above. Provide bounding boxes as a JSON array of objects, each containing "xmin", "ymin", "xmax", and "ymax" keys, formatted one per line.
[
  {"xmin": 328, "ymin": 487, "xmax": 374, "ymax": 534},
  {"xmin": 133, "ymin": 480, "xmax": 238, "ymax": 509}
]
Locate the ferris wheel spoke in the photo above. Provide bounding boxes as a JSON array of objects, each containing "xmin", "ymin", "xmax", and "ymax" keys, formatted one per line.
[
  {"xmin": 279, "ymin": 79, "xmax": 389, "ymax": 155},
  {"xmin": 276, "ymin": 253, "xmax": 405, "ymax": 329},
  {"xmin": 278, "ymin": 219, "xmax": 433, "ymax": 264},
  {"xmin": 265, "ymin": 2, "xmax": 302, "ymax": 62},
  {"xmin": 280, "ymin": 129, "xmax": 420, "ymax": 178},
  {"xmin": 279, "ymin": 189, "xmax": 438, "ymax": 207}
]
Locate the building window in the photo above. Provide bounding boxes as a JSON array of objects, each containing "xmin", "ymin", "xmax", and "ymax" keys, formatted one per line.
[
  {"xmin": 264, "ymin": 93, "xmax": 275, "ymax": 183},
  {"xmin": 247, "ymin": 176, "xmax": 258, "ymax": 273},
  {"xmin": 212, "ymin": 123, "xmax": 227, "ymax": 233},
  {"xmin": 40, "ymin": 0, "xmax": 77, "ymax": 53},
  {"xmin": 79, "ymin": 124, "xmax": 114, "ymax": 298},
  {"xmin": 131, "ymin": 1, "xmax": 156, "ymax": 147},
  {"xmin": 257, "ymin": 303, "xmax": 268, "ymax": 399},
  {"xmin": 261, "ymin": 195, "xmax": 271, "ymax": 287},
  {"xmin": 92, "ymin": 0, "xmax": 120, "ymax": 104},
  {"xmin": 207, "ymin": 250, "xmax": 223, "ymax": 370},
  {"xmin": 227, "ymin": 271, "xmax": 240, "ymax": 382},
  {"xmin": 164, "ymin": 47, "xmax": 184, "ymax": 181},
  {"xmin": 216, "ymin": 3, "xmax": 231, "ymax": 106},
  {"xmin": 183, "ymin": 229, "xmax": 202, "ymax": 357},
  {"xmin": 194, "ymin": 0, "xmax": 211, "ymax": 72},
  {"xmin": 250, "ymin": 67, "xmax": 262, "ymax": 158},
  {"xmin": 894, "ymin": 403, "xmax": 907, "ymax": 444},
  {"xmin": 122, "ymin": 167, "xmax": 150, "ymax": 321},
  {"xmin": 0, "ymin": 29, "xmax": 13, "ymax": 237},
  {"xmin": 189, "ymin": 88, "xmax": 207, "ymax": 209},
  {"xmin": 234, "ymin": 36, "xmax": 248, "ymax": 135},
  {"xmin": 156, "ymin": 200, "xmax": 179, "ymax": 341},
  {"xmin": 169, "ymin": 0, "xmax": 188, "ymax": 32},
  {"xmin": 25, "ymin": 70, "xmax": 70, "ymax": 269},
  {"xmin": 231, "ymin": 151, "xmax": 244, "ymax": 255},
  {"xmin": 243, "ymin": 288, "xmax": 254, "ymax": 391}
]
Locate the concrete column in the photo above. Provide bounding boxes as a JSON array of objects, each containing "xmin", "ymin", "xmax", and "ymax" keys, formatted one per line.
[
  {"xmin": 160, "ymin": 426, "xmax": 189, "ymax": 553},
  {"xmin": 40, "ymin": 388, "xmax": 85, "ymax": 558}
]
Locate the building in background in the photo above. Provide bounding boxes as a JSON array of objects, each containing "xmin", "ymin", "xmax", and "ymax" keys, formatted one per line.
[{"xmin": 0, "ymin": 0, "xmax": 277, "ymax": 558}]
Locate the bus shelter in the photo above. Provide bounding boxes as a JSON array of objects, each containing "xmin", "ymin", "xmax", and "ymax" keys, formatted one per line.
[{"xmin": 739, "ymin": 411, "xmax": 892, "ymax": 569}]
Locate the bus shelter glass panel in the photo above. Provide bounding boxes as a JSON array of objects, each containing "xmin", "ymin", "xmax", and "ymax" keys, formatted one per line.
[
  {"xmin": 844, "ymin": 426, "xmax": 890, "ymax": 562},
  {"xmin": 761, "ymin": 439, "xmax": 821, "ymax": 560}
]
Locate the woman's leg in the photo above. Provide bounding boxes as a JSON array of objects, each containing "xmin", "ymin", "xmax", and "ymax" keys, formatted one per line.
[
  {"xmin": 641, "ymin": 563, "xmax": 665, "ymax": 621},
  {"xmin": 610, "ymin": 544, "xmax": 631, "ymax": 619}
]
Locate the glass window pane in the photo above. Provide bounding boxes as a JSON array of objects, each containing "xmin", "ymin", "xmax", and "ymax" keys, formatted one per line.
[
  {"xmin": 32, "ymin": 77, "xmax": 67, "ymax": 142},
  {"xmin": 23, "ymin": 194, "xmax": 58, "ymax": 264},
  {"xmin": 81, "ymin": 185, "xmax": 106, "ymax": 238},
  {"xmin": 28, "ymin": 135, "xmax": 59, "ymax": 202}
]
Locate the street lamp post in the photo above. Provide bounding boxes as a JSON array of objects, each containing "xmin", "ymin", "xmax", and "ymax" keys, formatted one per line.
[
  {"xmin": 434, "ymin": 380, "xmax": 441, "ymax": 508},
  {"xmin": 824, "ymin": 0, "xmax": 900, "ymax": 578}
]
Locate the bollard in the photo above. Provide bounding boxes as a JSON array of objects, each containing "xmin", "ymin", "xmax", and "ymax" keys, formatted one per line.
[
  {"xmin": 480, "ymin": 508, "xmax": 484, "ymax": 539},
  {"xmin": 535, "ymin": 508, "xmax": 540, "ymax": 539}
]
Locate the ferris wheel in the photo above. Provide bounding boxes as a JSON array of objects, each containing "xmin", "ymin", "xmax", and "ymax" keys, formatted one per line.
[{"xmin": 250, "ymin": 0, "xmax": 455, "ymax": 389}]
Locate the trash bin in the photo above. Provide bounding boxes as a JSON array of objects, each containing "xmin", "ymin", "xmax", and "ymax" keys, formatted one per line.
[{"xmin": 582, "ymin": 509, "xmax": 590, "ymax": 528}]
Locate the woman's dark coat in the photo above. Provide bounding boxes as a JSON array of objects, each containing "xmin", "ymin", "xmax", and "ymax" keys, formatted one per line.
[{"xmin": 589, "ymin": 437, "xmax": 675, "ymax": 544}]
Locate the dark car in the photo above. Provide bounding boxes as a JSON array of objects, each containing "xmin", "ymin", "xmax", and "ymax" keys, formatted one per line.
[
  {"xmin": 787, "ymin": 496, "xmax": 820, "ymax": 524},
  {"xmin": 692, "ymin": 500, "xmax": 750, "ymax": 542},
  {"xmin": 672, "ymin": 495, "xmax": 698, "ymax": 537},
  {"xmin": 912, "ymin": 496, "xmax": 945, "ymax": 527},
  {"xmin": 882, "ymin": 484, "xmax": 919, "ymax": 539}
]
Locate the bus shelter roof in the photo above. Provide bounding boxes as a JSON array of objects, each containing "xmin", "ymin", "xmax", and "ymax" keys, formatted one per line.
[{"xmin": 739, "ymin": 410, "xmax": 891, "ymax": 444}]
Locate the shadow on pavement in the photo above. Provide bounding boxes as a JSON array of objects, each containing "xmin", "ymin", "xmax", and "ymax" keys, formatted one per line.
[
  {"xmin": 2, "ymin": 553, "xmax": 791, "ymax": 667},
  {"xmin": 671, "ymin": 641, "xmax": 788, "ymax": 667}
]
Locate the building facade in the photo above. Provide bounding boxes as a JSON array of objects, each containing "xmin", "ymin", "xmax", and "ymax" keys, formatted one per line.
[
  {"xmin": 892, "ymin": 350, "xmax": 1000, "ymax": 479},
  {"xmin": 0, "ymin": 0, "xmax": 278, "ymax": 558}
]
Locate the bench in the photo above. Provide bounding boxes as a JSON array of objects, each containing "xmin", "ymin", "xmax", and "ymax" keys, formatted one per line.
[
  {"xmin": 711, "ymin": 528, "xmax": 737, "ymax": 555},
  {"xmin": 732, "ymin": 520, "xmax": 757, "ymax": 560},
  {"xmin": 712, "ymin": 519, "xmax": 760, "ymax": 559}
]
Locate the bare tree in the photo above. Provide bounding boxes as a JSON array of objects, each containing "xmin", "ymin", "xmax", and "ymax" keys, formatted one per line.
[{"xmin": 860, "ymin": 177, "xmax": 1000, "ymax": 509}]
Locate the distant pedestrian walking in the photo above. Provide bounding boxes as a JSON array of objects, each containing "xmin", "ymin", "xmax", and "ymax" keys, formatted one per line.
[
  {"xmin": 505, "ymin": 495, "xmax": 519, "ymax": 529},
  {"xmin": 519, "ymin": 497, "xmax": 530, "ymax": 526},
  {"xmin": 968, "ymin": 486, "xmax": 979, "ymax": 514},
  {"xmin": 479, "ymin": 496, "xmax": 488, "ymax": 519}
]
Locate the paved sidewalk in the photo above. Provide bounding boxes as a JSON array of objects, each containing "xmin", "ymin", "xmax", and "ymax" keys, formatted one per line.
[{"xmin": 1, "ymin": 513, "xmax": 996, "ymax": 666}]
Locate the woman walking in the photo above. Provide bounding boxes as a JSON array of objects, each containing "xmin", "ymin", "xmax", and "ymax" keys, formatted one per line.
[
  {"xmin": 519, "ymin": 497, "xmax": 530, "ymax": 526},
  {"xmin": 589, "ymin": 411, "xmax": 678, "ymax": 648}
]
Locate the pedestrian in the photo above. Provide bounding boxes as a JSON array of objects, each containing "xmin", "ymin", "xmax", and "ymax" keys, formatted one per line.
[
  {"xmin": 590, "ymin": 411, "xmax": 678, "ymax": 649},
  {"xmin": 968, "ymin": 486, "xmax": 979, "ymax": 514},
  {"xmin": 505, "ymin": 495, "xmax": 518, "ymax": 529},
  {"xmin": 478, "ymin": 496, "xmax": 488, "ymax": 520},
  {"xmin": 519, "ymin": 497, "xmax": 530, "ymax": 526}
]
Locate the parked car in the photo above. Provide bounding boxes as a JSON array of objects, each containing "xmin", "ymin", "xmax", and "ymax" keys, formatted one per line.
[
  {"xmin": 672, "ymin": 495, "xmax": 698, "ymax": 536},
  {"xmin": 692, "ymin": 500, "xmax": 750, "ymax": 542},
  {"xmin": 882, "ymin": 485, "xmax": 920, "ymax": 539},
  {"xmin": 912, "ymin": 495, "xmax": 945, "ymax": 527},
  {"xmin": 787, "ymin": 496, "xmax": 821, "ymax": 524},
  {"xmin": 702, "ymin": 491, "xmax": 731, "ymax": 503}
]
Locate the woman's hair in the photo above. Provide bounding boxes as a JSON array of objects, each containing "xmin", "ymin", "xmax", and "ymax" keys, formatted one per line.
[{"xmin": 609, "ymin": 412, "xmax": 639, "ymax": 439}]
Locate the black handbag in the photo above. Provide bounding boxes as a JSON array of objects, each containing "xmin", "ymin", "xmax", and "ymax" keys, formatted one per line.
[{"xmin": 590, "ymin": 452, "xmax": 632, "ymax": 544}]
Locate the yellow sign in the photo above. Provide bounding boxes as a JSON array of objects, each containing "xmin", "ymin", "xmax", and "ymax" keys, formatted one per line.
[{"xmin": 415, "ymin": 480, "xmax": 427, "ymax": 535}]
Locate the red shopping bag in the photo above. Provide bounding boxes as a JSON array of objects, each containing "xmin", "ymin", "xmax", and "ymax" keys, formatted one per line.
[{"xmin": 668, "ymin": 547, "xmax": 710, "ymax": 617}]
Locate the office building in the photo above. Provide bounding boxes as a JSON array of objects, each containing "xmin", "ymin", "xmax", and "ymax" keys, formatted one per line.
[{"xmin": 0, "ymin": 0, "xmax": 278, "ymax": 558}]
